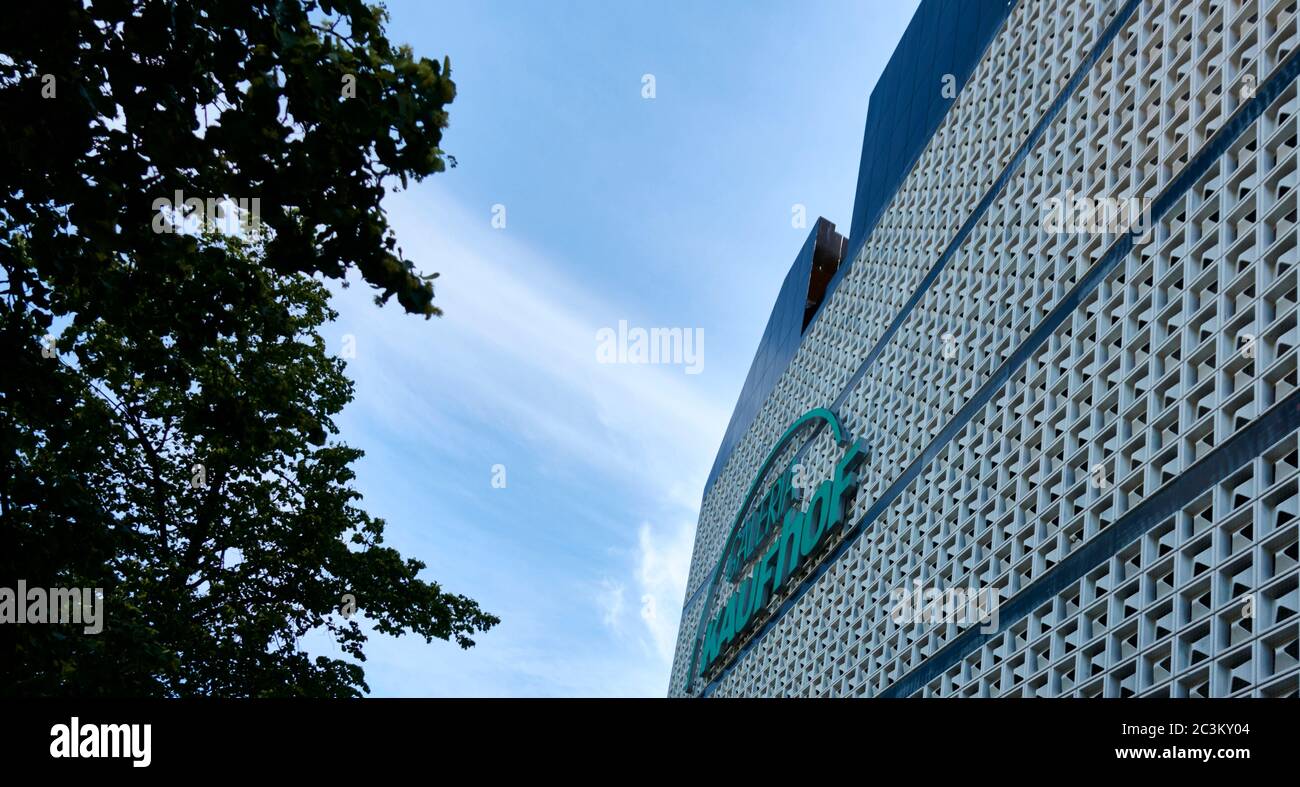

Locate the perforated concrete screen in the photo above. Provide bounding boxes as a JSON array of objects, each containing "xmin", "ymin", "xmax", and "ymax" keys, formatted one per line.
[{"xmin": 671, "ymin": 0, "xmax": 1300, "ymax": 698}]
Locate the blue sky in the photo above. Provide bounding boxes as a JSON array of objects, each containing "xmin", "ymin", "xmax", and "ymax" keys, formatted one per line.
[{"xmin": 312, "ymin": 0, "xmax": 921, "ymax": 696}]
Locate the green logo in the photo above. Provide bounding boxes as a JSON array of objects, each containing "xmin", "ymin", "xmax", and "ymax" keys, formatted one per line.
[{"xmin": 687, "ymin": 407, "xmax": 867, "ymax": 691}]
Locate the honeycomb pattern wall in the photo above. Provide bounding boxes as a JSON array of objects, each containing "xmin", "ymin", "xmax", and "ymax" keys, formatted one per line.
[{"xmin": 670, "ymin": 0, "xmax": 1300, "ymax": 699}]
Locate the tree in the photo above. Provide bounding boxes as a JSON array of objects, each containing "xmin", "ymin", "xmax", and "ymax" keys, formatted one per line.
[{"xmin": 0, "ymin": 1, "xmax": 497, "ymax": 696}]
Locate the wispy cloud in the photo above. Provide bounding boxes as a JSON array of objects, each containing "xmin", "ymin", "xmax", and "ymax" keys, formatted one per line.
[
  {"xmin": 338, "ymin": 187, "xmax": 729, "ymax": 504},
  {"xmin": 636, "ymin": 520, "xmax": 694, "ymax": 662},
  {"xmin": 321, "ymin": 185, "xmax": 728, "ymax": 695},
  {"xmin": 598, "ymin": 579, "xmax": 626, "ymax": 628}
]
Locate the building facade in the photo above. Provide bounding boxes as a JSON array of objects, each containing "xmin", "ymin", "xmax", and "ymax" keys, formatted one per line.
[{"xmin": 670, "ymin": 0, "xmax": 1300, "ymax": 698}]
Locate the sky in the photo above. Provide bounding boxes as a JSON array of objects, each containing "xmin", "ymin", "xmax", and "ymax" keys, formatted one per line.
[{"xmin": 309, "ymin": 0, "xmax": 922, "ymax": 697}]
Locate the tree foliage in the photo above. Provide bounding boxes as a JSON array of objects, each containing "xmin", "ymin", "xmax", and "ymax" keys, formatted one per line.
[{"xmin": 0, "ymin": 1, "xmax": 497, "ymax": 696}]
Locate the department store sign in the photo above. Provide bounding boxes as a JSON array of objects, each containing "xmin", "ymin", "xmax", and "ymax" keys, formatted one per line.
[{"xmin": 688, "ymin": 407, "xmax": 866, "ymax": 690}]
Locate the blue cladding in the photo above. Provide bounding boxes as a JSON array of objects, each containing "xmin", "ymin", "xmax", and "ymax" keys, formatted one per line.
[{"xmin": 700, "ymin": 0, "xmax": 1015, "ymax": 501}]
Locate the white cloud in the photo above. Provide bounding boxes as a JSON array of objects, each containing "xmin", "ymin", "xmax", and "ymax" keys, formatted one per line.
[
  {"xmin": 634, "ymin": 519, "xmax": 695, "ymax": 662},
  {"xmin": 323, "ymin": 184, "xmax": 728, "ymax": 695},
  {"xmin": 597, "ymin": 579, "xmax": 626, "ymax": 628},
  {"xmin": 338, "ymin": 186, "xmax": 730, "ymax": 507}
]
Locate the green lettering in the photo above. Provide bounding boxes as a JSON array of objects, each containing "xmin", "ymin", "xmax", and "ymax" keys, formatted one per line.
[
  {"xmin": 701, "ymin": 617, "xmax": 720, "ymax": 670},
  {"xmin": 801, "ymin": 479, "xmax": 834, "ymax": 557},
  {"xmin": 734, "ymin": 577, "xmax": 755, "ymax": 634},
  {"xmin": 720, "ymin": 592, "xmax": 737, "ymax": 645},
  {"xmin": 774, "ymin": 509, "xmax": 803, "ymax": 588},
  {"xmin": 831, "ymin": 440, "xmax": 868, "ymax": 532},
  {"xmin": 752, "ymin": 544, "xmax": 777, "ymax": 612}
]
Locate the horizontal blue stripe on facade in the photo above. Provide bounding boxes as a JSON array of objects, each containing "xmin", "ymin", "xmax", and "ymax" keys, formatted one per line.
[{"xmin": 880, "ymin": 390, "xmax": 1300, "ymax": 697}]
